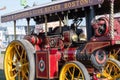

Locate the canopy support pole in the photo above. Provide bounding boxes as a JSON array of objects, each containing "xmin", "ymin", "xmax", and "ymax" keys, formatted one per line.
[
  {"xmin": 85, "ymin": 6, "xmax": 95, "ymax": 41},
  {"xmin": 27, "ymin": 18, "xmax": 30, "ymax": 35},
  {"xmin": 59, "ymin": 18, "xmax": 62, "ymax": 34},
  {"xmin": 14, "ymin": 20, "xmax": 16, "ymax": 40},
  {"xmin": 44, "ymin": 15, "xmax": 47, "ymax": 36}
]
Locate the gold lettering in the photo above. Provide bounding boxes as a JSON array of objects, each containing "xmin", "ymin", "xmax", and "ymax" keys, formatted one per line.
[
  {"xmin": 71, "ymin": 1, "xmax": 75, "ymax": 7},
  {"xmin": 55, "ymin": 5, "xmax": 61, "ymax": 11},
  {"xmin": 67, "ymin": 2, "xmax": 72, "ymax": 8},
  {"xmin": 14, "ymin": 11, "xmax": 29, "ymax": 19},
  {"xmin": 75, "ymin": 1, "xmax": 80, "ymax": 7},
  {"xmin": 33, "ymin": 9, "xmax": 43, "ymax": 15},
  {"xmin": 80, "ymin": 0, "xmax": 89, "ymax": 5},
  {"xmin": 64, "ymin": 1, "xmax": 76, "ymax": 9},
  {"xmin": 44, "ymin": 5, "xmax": 61, "ymax": 13},
  {"xmin": 64, "ymin": 0, "xmax": 90, "ymax": 9},
  {"xmin": 64, "ymin": 3, "xmax": 68, "ymax": 9}
]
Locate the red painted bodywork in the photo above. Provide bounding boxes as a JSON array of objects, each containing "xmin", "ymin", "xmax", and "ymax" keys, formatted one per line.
[
  {"xmin": 24, "ymin": 15, "xmax": 120, "ymax": 79},
  {"xmin": 36, "ymin": 49, "xmax": 61, "ymax": 79},
  {"xmin": 36, "ymin": 51, "xmax": 49, "ymax": 78},
  {"xmin": 91, "ymin": 17, "xmax": 120, "ymax": 45},
  {"xmin": 63, "ymin": 48, "xmax": 77, "ymax": 61},
  {"xmin": 81, "ymin": 41, "xmax": 110, "ymax": 54}
]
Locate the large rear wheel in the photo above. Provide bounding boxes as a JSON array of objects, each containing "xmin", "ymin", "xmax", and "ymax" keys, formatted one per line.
[
  {"xmin": 109, "ymin": 48, "xmax": 120, "ymax": 61},
  {"xmin": 101, "ymin": 58, "xmax": 120, "ymax": 80},
  {"xmin": 4, "ymin": 40, "xmax": 35, "ymax": 80},
  {"xmin": 59, "ymin": 61, "xmax": 90, "ymax": 80}
]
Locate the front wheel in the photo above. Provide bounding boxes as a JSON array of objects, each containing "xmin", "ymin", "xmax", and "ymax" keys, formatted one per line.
[
  {"xmin": 59, "ymin": 61, "xmax": 90, "ymax": 80},
  {"xmin": 4, "ymin": 40, "xmax": 35, "ymax": 80}
]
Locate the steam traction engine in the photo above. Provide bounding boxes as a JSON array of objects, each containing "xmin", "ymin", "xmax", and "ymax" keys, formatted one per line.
[{"xmin": 1, "ymin": 0, "xmax": 120, "ymax": 80}]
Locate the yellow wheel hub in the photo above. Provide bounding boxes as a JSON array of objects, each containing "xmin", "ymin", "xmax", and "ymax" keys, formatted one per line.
[{"xmin": 4, "ymin": 41, "xmax": 29, "ymax": 80}]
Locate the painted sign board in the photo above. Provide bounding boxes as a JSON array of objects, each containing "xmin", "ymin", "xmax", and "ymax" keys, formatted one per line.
[{"xmin": 1, "ymin": 0, "xmax": 104, "ymax": 22}]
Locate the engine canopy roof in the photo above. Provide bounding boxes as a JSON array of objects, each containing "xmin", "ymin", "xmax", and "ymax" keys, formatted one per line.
[{"xmin": 1, "ymin": 0, "xmax": 120, "ymax": 23}]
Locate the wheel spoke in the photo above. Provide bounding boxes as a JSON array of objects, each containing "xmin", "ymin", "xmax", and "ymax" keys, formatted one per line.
[
  {"xmin": 11, "ymin": 67, "xmax": 17, "ymax": 72},
  {"xmin": 113, "ymin": 49, "xmax": 120, "ymax": 57},
  {"xmin": 21, "ymin": 70, "xmax": 28, "ymax": 80},
  {"xmin": 26, "ymin": 68, "xmax": 29, "ymax": 74},
  {"xmin": 24, "ymin": 66, "xmax": 29, "ymax": 74},
  {"xmin": 12, "ymin": 70, "xmax": 20, "ymax": 79},
  {"xmin": 65, "ymin": 76, "xmax": 69, "ymax": 80},
  {"xmin": 109, "ymin": 65, "xmax": 114, "ymax": 74},
  {"xmin": 23, "ymin": 55, "xmax": 27, "ymax": 62},
  {"xmin": 24, "ymin": 51, "xmax": 27, "ymax": 60},
  {"xmin": 21, "ymin": 49, "xmax": 25, "ymax": 59},
  {"xmin": 18, "ymin": 71, "xmax": 21, "ymax": 80},
  {"xmin": 77, "ymin": 72, "xmax": 81, "ymax": 79},
  {"xmin": 72, "ymin": 66, "xmax": 75, "ymax": 79},
  {"xmin": 14, "ymin": 46, "xmax": 21, "ymax": 58},
  {"xmin": 105, "ymin": 63, "xmax": 110, "ymax": 71},
  {"xmin": 22, "ymin": 62, "xmax": 29, "ymax": 67},
  {"xmin": 102, "ymin": 70, "xmax": 112, "ymax": 79},
  {"xmin": 13, "ymin": 53, "xmax": 18, "ymax": 63},
  {"xmin": 67, "ymin": 68, "xmax": 72, "ymax": 77}
]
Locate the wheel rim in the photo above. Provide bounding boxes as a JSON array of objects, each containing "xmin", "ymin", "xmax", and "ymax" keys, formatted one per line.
[
  {"xmin": 102, "ymin": 58, "xmax": 120, "ymax": 79},
  {"xmin": 4, "ymin": 41, "xmax": 29, "ymax": 80},
  {"xmin": 60, "ymin": 63, "xmax": 85, "ymax": 80}
]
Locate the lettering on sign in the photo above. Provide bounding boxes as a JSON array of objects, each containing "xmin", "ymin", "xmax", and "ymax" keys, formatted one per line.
[
  {"xmin": 32, "ymin": 8, "xmax": 43, "ymax": 16},
  {"xmin": 64, "ymin": 0, "xmax": 89, "ymax": 9},
  {"xmin": 44, "ymin": 5, "xmax": 61, "ymax": 13},
  {"xmin": 1, "ymin": 0, "xmax": 103, "ymax": 22}
]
